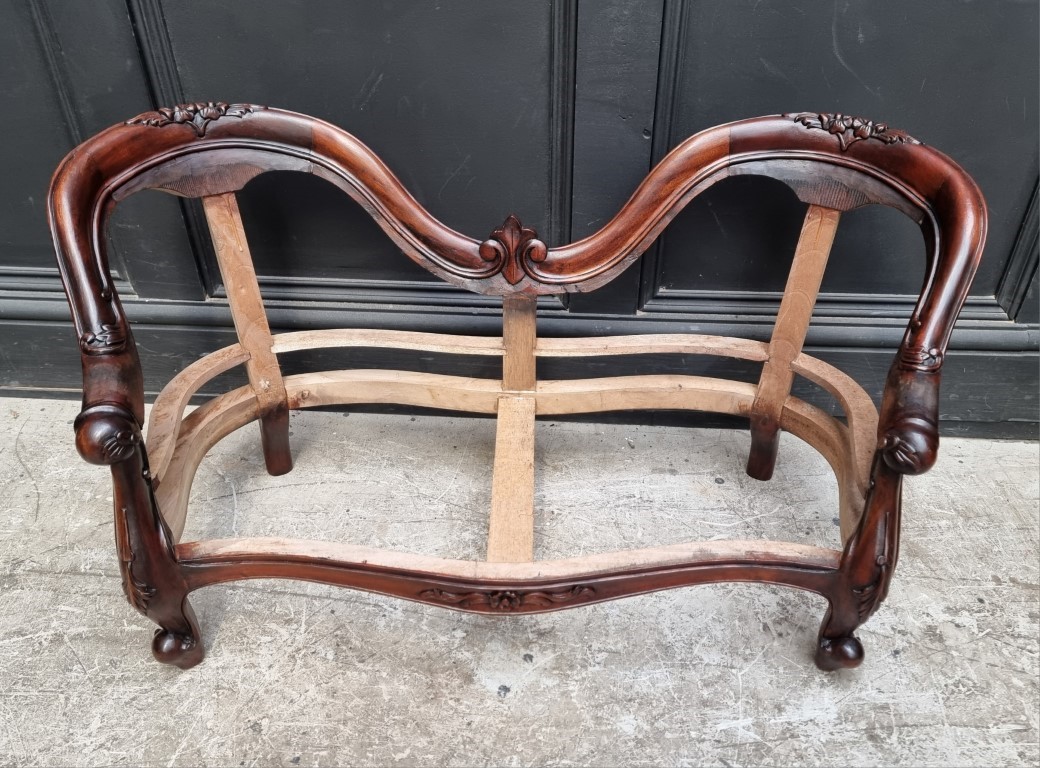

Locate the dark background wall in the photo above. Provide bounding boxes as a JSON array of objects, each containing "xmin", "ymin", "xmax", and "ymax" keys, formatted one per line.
[{"xmin": 2, "ymin": 0, "xmax": 1037, "ymax": 436}]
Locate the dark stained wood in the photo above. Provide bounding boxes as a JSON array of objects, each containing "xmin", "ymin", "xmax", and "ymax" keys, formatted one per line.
[
  {"xmin": 49, "ymin": 104, "xmax": 986, "ymax": 671},
  {"xmin": 176, "ymin": 542, "xmax": 840, "ymax": 614}
]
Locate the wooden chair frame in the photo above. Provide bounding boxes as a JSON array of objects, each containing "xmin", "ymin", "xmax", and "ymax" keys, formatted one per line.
[{"xmin": 49, "ymin": 105, "xmax": 986, "ymax": 671}]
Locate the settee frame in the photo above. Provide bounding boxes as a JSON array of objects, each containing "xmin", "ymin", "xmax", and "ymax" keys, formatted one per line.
[{"xmin": 49, "ymin": 105, "xmax": 986, "ymax": 670}]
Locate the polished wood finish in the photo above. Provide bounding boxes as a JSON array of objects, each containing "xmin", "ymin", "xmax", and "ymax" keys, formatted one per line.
[{"xmin": 49, "ymin": 104, "xmax": 986, "ymax": 671}]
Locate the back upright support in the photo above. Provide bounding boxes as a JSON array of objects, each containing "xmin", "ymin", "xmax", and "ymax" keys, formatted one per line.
[
  {"xmin": 49, "ymin": 104, "xmax": 986, "ymax": 671},
  {"xmin": 200, "ymin": 192, "xmax": 292, "ymax": 476}
]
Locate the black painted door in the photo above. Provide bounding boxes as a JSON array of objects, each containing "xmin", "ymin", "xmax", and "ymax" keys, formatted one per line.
[{"xmin": 2, "ymin": 0, "xmax": 1037, "ymax": 436}]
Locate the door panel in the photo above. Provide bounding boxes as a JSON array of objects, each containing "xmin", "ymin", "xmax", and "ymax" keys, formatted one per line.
[
  {"xmin": 644, "ymin": 0, "xmax": 1038, "ymax": 306},
  {"xmin": 156, "ymin": 0, "xmax": 563, "ymax": 302},
  {"xmin": 0, "ymin": 2, "xmax": 98, "ymax": 285}
]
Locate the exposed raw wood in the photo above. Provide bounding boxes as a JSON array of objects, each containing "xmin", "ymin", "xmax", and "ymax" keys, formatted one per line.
[
  {"xmin": 205, "ymin": 330, "xmax": 775, "ymax": 361},
  {"xmin": 748, "ymin": 205, "xmax": 841, "ymax": 480},
  {"xmin": 146, "ymin": 327, "xmax": 877, "ymax": 546},
  {"xmin": 793, "ymin": 352, "xmax": 880, "ymax": 540},
  {"xmin": 502, "ymin": 295, "xmax": 537, "ymax": 391},
  {"xmin": 146, "ymin": 330, "xmax": 777, "ymax": 491},
  {"xmin": 146, "ymin": 343, "xmax": 249, "ymax": 485},
  {"xmin": 536, "ymin": 374, "xmax": 756, "ymax": 416},
  {"xmin": 202, "ymin": 192, "xmax": 291, "ymax": 474},
  {"xmin": 201, "ymin": 194, "xmax": 283, "ymax": 407},
  {"xmin": 287, "ymin": 369, "xmax": 503, "ymax": 412},
  {"xmin": 287, "ymin": 370, "xmax": 766, "ymax": 419},
  {"xmin": 155, "ymin": 385, "xmax": 260, "ymax": 542},
  {"xmin": 779, "ymin": 394, "xmax": 864, "ymax": 538},
  {"xmin": 537, "ymin": 334, "xmax": 769, "ymax": 361},
  {"xmin": 271, "ymin": 328, "xmax": 503, "ymax": 356},
  {"xmin": 157, "ymin": 366, "xmax": 865, "ymax": 545},
  {"xmin": 487, "ymin": 396, "xmax": 536, "ymax": 562}
]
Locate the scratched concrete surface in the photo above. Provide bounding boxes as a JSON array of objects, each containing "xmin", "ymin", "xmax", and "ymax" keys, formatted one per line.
[{"xmin": 0, "ymin": 396, "xmax": 1037, "ymax": 767}]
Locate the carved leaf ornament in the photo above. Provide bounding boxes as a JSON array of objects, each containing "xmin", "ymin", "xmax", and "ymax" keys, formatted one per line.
[
  {"xmin": 79, "ymin": 323, "xmax": 126, "ymax": 354},
  {"xmin": 117, "ymin": 510, "xmax": 156, "ymax": 613},
  {"xmin": 126, "ymin": 102, "xmax": 263, "ymax": 137},
  {"xmin": 789, "ymin": 112, "xmax": 920, "ymax": 151},
  {"xmin": 101, "ymin": 428, "xmax": 140, "ymax": 463}
]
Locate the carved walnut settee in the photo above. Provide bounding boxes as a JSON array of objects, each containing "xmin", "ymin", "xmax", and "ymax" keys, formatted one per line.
[{"xmin": 49, "ymin": 103, "xmax": 985, "ymax": 670}]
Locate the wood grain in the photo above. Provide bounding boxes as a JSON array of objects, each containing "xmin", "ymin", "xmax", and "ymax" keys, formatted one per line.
[
  {"xmin": 747, "ymin": 204, "xmax": 840, "ymax": 481},
  {"xmin": 486, "ymin": 396, "xmax": 536, "ymax": 563},
  {"xmin": 145, "ymin": 342, "xmax": 249, "ymax": 486},
  {"xmin": 271, "ymin": 328, "xmax": 503, "ymax": 356},
  {"xmin": 536, "ymin": 334, "xmax": 769, "ymax": 360},
  {"xmin": 502, "ymin": 295, "xmax": 537, "ymax": 391},
  {"xmin": 202, "ymin": 192, "xmax": 292, "ymax": 475},
  {"xmin": 179, "ymin": 537, "xmax": 841, "ymax": 583}
]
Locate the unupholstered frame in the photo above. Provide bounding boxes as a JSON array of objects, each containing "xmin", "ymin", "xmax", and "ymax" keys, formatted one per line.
[{"xmin": 49, "ymin": 105, "xmax": 986, "ymax": 670}]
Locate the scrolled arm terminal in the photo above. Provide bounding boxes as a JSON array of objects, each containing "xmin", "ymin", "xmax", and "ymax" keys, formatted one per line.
[
  {"xmin": 74, "ymin": 402, "xmax": 143, "ymax": 466},
  {"xmin": 877, "ymin": 363, "xmax": 941, "ymax": 476}
]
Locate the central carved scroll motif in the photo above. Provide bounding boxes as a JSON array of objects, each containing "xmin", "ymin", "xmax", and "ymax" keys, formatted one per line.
[{"xmin": 479, "ymin": 215, "xmax": 548, "ymax": 285}]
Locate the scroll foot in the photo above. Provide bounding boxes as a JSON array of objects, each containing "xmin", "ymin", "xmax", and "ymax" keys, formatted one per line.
[
  {"xmin": 814, "ymin": 634, "xmax": 864, "ymax": 671},
  {"xmin": 152, "ymin": 629, "xmax": 204, "ymax": 669},
  {"xmin": 149, "ymin": 597, "xmax": 205, "ymax": 669}
]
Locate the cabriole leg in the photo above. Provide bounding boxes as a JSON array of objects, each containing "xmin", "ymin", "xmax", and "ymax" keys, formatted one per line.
[
  {"xmin": 815, "ymin": 458, "xmax": 902, "ymax": 671},
  {"xmin": 112, "ymin": 453, "xmax": 205, "ymax": 669}
]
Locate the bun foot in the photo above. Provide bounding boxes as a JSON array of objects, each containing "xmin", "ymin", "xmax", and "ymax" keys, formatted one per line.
[
  {"xmin": 815, "ymin": 635, "xmax": 864, "ymax": 671},
  {"xmin": 152, "ymin": 629, "xmax": 205, "ymax": 669}
]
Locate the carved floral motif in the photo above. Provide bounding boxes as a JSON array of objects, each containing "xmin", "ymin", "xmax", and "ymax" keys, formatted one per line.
[
  {"xmin": 125, "ymin": 102, "xmax": 264, "ymax": 137},
  {"xmin": 478, "ymin": 215, "xmax": 548, "ymax": 285},
  {"xmin": 788, "ymin": 112, "xmax": 920, "ymax": 151},
  {"xmin": 79, "ymin": 323, "xmax": 126, "ymax": 354},
  {"xmin": 419, "ymin": 585, "xmax": 595, "ymax": 611}
]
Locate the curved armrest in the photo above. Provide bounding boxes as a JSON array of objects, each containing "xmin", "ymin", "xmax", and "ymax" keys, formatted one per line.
[
  {"xmin": 49, "ymin": 110, "xmax": 149, "ymax": 461},
  {"xmin": 53, "ymin": 258, "xmax": 146, "ymax": 467},
  {"xmin": 63, "ymin": 315, "xmax": 147, "ymax": 466},
  {"xmin": 873, "ymin": 146, "xmax": 987, "ymax": 477}
]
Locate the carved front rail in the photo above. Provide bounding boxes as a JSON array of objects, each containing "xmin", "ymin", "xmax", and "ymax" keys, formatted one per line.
[{"xmin": 49, "ymin": 104, "xmax": 986, "ymax": 670}]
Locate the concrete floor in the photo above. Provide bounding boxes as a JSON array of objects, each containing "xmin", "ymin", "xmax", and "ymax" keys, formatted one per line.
[{"xmin": 0, "ymin": 395, "xmax": 1037, "ymax": 767}]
